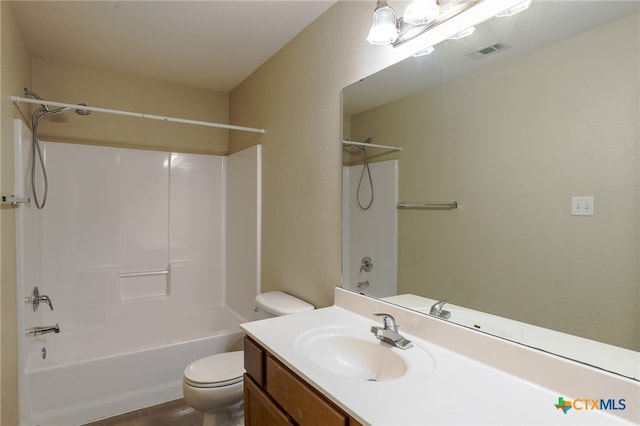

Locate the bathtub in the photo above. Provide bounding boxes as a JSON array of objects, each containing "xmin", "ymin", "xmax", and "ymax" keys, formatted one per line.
[{"xmin": 20, "ymin": 306, "xmax": 246, "ymax": 426}]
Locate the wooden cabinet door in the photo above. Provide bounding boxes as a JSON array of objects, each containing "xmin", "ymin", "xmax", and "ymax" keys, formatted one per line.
[
  {"xmin": 244, "ymin": 374, "xmax": 294, "ymax": 426},
  {"xmin": 244, "ymin": 336, "xmax": 265, "ymax": 385},
  {"xmin": 266, "ymin": 355, "xmax": 349, "ymax": 426}
]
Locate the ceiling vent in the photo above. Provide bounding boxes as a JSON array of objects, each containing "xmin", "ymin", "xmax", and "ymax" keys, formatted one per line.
[{"xmin": 466, "ymin": 41, "xmax": 511, "ymax": 59}]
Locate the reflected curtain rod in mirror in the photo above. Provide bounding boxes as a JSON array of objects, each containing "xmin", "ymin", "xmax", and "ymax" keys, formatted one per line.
[{"xmin": 342, "ymin": 140, "xmax": 403, "ymax": 152}]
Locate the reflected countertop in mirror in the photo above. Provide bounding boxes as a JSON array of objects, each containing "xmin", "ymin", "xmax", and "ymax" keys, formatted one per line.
[{"xmin": 342, "ymin": 0, "xmax": 639, "ymax": 380}]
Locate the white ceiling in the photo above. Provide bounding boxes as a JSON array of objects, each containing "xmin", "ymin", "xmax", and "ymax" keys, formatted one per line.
[{"xmin": 10, "ymin": 0, "xmax": 336, "ymax": 93}]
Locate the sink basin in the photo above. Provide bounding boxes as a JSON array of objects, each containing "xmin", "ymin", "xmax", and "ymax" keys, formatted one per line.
[{"xmin": 294, "ymin": 327, "xmax": 408, "ymax": 382}]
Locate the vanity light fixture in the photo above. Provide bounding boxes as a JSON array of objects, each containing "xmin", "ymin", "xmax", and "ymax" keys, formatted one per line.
[
  {"xmin": 367, "ymin": 0, "xmax": 482, "ymax": 47},
  {"xmin": 366, "ymin": 0, "xmax": 400, "ymax": 45},
  {"xmin": 495, "ymin": 0, "xmax": 531, "ymax": 17},
  {"xmin": 403, "ymin": 0, "xmax": 440, "ymax": 26}
]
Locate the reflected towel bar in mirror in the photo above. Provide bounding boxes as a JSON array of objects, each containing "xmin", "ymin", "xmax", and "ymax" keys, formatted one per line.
[
  {"xmin": 397, "ymin": 201, "xmax": 458, "ymax": 210},
  {"xmin": 119, "ymin": 270, "xmax": 170, "ymax": 278}
]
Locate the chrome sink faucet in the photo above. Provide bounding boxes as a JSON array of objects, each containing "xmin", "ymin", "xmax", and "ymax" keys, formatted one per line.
[
  {"xmin": 429, "ymin": 300, "xmax": 451, "ymax": 319},
  {"xmin": 370, "ymin": 313, "xmax": 413, "ymax": 350}
]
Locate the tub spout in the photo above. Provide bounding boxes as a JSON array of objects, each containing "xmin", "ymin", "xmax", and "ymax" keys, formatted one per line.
[
  {"xmin": 25, "ymin": 323, "xmax": 60, "ymax": 337},
  {"xmin": 356, "ymin": 280, "xmax": 369, "ymax": 289}
]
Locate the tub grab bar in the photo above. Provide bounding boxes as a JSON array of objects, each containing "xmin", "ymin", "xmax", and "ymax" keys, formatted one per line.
[{"xmin": 119, "ymin": 270, "xmax": 170, "ymax": 278}]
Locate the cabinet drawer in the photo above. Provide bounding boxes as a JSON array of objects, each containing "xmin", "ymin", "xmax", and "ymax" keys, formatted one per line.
[
  {"xmin": 266, "ymin": 354, "xmax": 348, "ymax": 426},
  {"xmin": 244, "ymin": 374, "xmax": 294, "ymax": 426},
  {"xmin": 244, "ymin": 336, "xmax": 265, "ymax": 385}
]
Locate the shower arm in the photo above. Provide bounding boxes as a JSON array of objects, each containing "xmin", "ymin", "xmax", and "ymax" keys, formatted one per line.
[{"xmin": 12, "ymin": 96, "xmax": 266, "ymax": 134}]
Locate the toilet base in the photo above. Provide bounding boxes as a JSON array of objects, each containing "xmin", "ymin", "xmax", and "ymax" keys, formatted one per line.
[{"xmin": 202, "ymin": 400, "xmax": 244, "ymax": 426}]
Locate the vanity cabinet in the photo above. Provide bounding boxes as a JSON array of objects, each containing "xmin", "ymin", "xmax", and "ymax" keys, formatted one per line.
[{"xmin": 244, "ymin": 336, "xmax": 363, "ymax": 426}]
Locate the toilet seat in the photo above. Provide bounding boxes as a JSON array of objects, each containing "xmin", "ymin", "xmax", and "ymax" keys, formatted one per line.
[{"xmin": 184, "ymin": 351, "xmax": 245, "ymax": 389}]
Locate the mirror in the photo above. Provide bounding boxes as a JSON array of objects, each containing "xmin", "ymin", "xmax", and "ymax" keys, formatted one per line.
[{"xmin": 342, "ymin": 0, "xmax": 639, "ymax": 379}]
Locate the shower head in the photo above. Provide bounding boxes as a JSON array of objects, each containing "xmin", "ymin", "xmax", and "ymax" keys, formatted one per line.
[
  {"xmin": 43, "ymin": 107, "xmax": 70, "ymax": 117},
  {"xmin": 354, "ymin": 137, "xmax": 373, "ymax": 154},
  {"xmin": 43, "ymin": 103, "xmax": 91, "ymax": 117},
  {"xmin": 24, "ymin": 88, "xmax": 91, "ymax": 117}
]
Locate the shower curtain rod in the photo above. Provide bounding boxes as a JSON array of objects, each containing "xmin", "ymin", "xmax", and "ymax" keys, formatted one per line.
[{"xmin": 11, "ymin": 96, "xmax": 266, "ymax": 134}]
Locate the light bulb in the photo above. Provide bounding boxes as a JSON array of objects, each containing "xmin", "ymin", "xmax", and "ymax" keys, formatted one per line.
[
  {"xmin": 367, "ymin": 1, "xmax": 399, "ymax": 45},
  {"xmin": 404, "ymin": 0, "xmax": 439, "ymax": 26}
]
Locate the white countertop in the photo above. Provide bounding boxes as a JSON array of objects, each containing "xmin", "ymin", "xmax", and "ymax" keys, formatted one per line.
[{"xmin": 241, "ymin": 291, "xmax": 637, "ymax": 425}]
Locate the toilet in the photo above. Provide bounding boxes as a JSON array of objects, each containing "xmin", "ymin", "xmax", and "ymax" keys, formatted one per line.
[{"xmin": 182, "ymin": 292, "xmax": 314, "ymax": 426}]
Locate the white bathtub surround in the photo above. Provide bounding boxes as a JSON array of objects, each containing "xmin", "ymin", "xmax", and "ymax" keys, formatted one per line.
[
  {"xmin": 342, "ymin": 159, "xmax": 398, "ymax": 297},
  {"xmin": 242, "ymin": 288, "xmax": 639, "ymax": 425},
  {"xmin": 14, "ymin": 120, "xmax": 261, "ymax": 425},
  {"xmin": 226, "ymin": 145, "xmax": 262, "ymax": 321}
]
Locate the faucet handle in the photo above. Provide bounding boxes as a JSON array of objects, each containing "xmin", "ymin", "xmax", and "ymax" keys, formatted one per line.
[
  {"xmin": 24, "ymin": 286, "xmax": 54, "ymax": 311},
  {"xmin": 374, "ymin": 313, "xmax": 398, "ymax": 332},
  {"xmin": 25, "ymin": 286, "xmax": 41, "ymax": 312},
  {"xmin": 40, "ymin": 295, "xmax": 54, "ymax": 310}
]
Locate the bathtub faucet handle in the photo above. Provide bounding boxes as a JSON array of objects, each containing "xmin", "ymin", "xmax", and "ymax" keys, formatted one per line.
[
  {"xmin": 40, "ymin": 294, "xmax": 54, "ymax": 310},
  {"xmin": 25, "ymin": 286, "xmax": 54, "ymax": 311}
]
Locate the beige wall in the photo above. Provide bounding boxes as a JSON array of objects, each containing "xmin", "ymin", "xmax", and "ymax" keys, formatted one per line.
[
  {"xmin": 229, "ymin": 1, "xmax": 422, "ymax": 308},
  {"xmin": 31, "ymin": 58, "xmax": 229, "ymax": 155},
  {"xmin": 349, "ymin": 15, "xmax": 639, "ymax": 350},
  {"xmin": 1, "ymin": 2, "xmax": 31, "ymax": 424}
]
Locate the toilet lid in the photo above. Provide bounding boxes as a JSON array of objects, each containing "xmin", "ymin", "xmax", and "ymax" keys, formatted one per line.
[{"xmin": 184, "ymin": 351, "xmax": 245, "ymax": 388}]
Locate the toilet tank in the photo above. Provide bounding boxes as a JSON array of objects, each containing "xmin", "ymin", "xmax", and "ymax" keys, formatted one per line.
[{"xmin": 254, "ymin": 291, "xmax": 314, "ymax": 320}]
